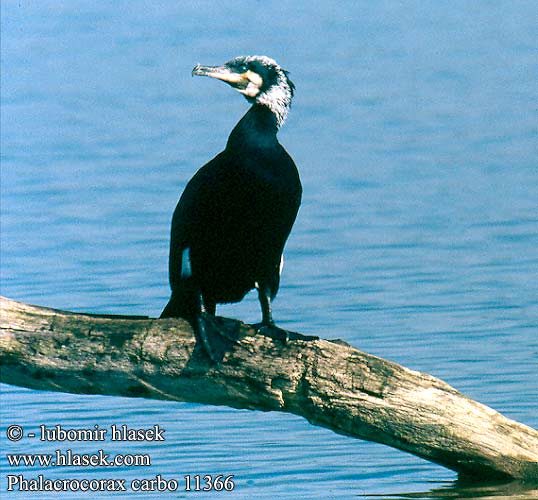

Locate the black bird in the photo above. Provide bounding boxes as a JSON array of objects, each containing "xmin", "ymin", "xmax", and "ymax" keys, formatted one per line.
[{"xmin": 161, "ymin": 55, "xmax": 304, "ymax": 358}]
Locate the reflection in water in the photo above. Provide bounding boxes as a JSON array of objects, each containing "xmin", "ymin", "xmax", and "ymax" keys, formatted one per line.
[{"xmin": 365, "ymin": 478, "xmax": 538, "ymax": 499}]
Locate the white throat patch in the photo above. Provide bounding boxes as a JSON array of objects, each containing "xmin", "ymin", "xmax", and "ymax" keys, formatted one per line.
[{"xmin": 257, "ymin": 76, "xmax": 293, "ymax": 128}]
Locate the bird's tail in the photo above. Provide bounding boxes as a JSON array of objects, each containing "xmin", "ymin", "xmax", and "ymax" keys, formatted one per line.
[
  {"xmin": 160, "ymin": 286, "xmax": 198, "ymax": 319},
  {"xmin": 160, "ymin": 296, "xmax": 184, "ymax": 319}
]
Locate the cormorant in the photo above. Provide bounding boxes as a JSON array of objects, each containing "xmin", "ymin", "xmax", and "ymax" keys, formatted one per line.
[{"xmin": 161, "ymin": 55, "xmax": 304, "ymax": 359}]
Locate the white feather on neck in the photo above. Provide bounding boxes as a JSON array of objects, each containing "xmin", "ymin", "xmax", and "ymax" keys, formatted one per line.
[{"xmin": 256, "ymin": 72, "xmax": 293, "ymax": 128}]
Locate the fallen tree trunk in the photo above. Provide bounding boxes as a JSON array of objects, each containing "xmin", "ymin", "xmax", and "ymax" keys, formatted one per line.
[{"xmin": 1, "ymin": 296, "xmax": 537, "ymax": 481}]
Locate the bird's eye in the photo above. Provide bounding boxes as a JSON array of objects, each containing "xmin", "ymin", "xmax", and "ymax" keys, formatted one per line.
[{"xmin": 239, "ymin": 64, "xmax": 248, "ymax": 72}]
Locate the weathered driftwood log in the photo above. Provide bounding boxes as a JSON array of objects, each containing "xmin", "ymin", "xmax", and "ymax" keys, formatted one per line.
[{"xmin": 1, "ymin": 296, "xmax": 537, "ymax": 481}]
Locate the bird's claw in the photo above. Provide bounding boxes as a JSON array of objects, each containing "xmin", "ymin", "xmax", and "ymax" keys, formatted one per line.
[
  {"xmin": 253, "ymin": 322, "xmax": 289, "ymax": 342},
  {"xmin": 253, "ymin": 322, "xmax": 319, "ymax": 343}
]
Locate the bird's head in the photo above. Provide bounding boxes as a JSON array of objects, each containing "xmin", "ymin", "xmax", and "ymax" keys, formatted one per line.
[{"xmin": 192, "ymin": 55, "xmax": 295, "ymax": 127}]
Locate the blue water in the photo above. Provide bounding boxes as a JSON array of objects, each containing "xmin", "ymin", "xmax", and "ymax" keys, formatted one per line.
[{"xmin": 1, "ymin": 1, "xmax": 537, "ymax": 498}]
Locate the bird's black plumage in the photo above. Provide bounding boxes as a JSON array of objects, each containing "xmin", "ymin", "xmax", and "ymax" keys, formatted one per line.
[{"xmin": 161, "ymin": 56, "xmax": 301, "ymax": 355}]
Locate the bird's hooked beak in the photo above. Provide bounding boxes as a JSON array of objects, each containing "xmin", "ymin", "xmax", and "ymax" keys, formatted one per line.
[{"xmin": 192, "ymin": 64, "xmax": 263, "ymax": 98}]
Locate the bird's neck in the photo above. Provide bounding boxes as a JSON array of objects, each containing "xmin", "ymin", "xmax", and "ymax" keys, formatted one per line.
[{"xmin": 227, "ymin": 104, "xmax": 280, "ymax": 150}]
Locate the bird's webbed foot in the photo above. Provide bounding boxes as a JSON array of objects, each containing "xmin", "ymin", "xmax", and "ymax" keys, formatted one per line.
[
  {"xmin": 253, "ymin": 321, "xmax": 289, "ymax": 342},
  {"xmin": 254, "ymin": 283, "xmax": 319, "ymax": 343},
  {"xmin": 252, "ymin": 321, "xmax": 319, "ymax": 343},
  {"xmin": 194, "ymin": 313, "xmax": 241, "ymax": 363},
  {"xmin": 189, "ymin": 293, "xmax": 240, "ymax": 363}
]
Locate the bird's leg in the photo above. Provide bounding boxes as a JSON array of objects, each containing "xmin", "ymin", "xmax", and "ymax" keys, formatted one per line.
[
  {"xmin": 253, "ymin": 284, "xmax": 288, "ymax": 342},
  {"xmin": 203, "ymin": 299, "xmax": 216, "ymax": 316},
  {"xmin": 191, "ymin": 291, "xmax": 218, "ymax": 361},
  {"xmin": 180, "ymin": 289, "xmax": 220, "ymax": 363},
  {"xmin": 258, "ymin": 284, "xmax": 275, "ymax": 327}
]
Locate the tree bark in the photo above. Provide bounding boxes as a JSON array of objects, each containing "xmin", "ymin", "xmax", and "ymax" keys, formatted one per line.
[{"xmin": 1, "ymin": 296, "xmax": 537, "ymax": 481}]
